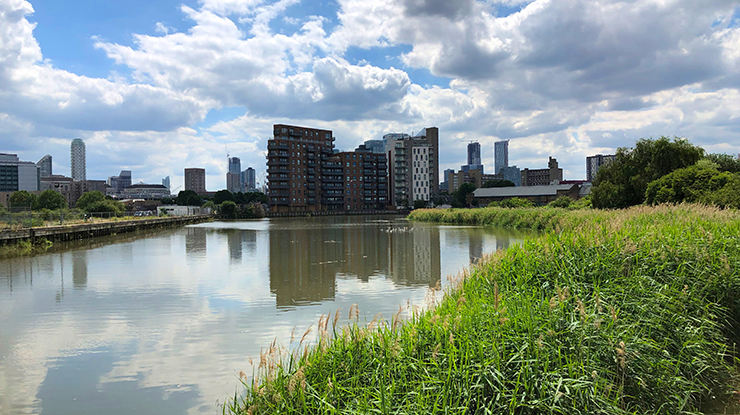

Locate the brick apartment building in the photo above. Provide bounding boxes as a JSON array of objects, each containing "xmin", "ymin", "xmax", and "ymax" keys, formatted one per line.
[{"xmin": 267, "ymin": 124, "xmax": 389, "ymax": 213}]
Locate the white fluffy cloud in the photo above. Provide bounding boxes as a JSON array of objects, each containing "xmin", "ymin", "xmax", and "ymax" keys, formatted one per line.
[{"xmin": 1, "ymin": 0, "xmax": 740, "ymax": 185}]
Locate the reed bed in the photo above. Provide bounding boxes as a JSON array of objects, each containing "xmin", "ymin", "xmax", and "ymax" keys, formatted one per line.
[{"xmin": 227, "ymin": 205, "xmax": 740, "ymax": 414}]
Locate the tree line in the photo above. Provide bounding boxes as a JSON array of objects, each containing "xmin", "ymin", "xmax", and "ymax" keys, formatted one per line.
[{"xmin": 591, "ymin": 136, "xmax": 740, "ymax": 209}]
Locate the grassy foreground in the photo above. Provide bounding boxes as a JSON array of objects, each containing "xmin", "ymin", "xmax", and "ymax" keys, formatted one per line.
[{"xmin": 227, "ymin": 205, "xmax": 740, "ymax": 414}]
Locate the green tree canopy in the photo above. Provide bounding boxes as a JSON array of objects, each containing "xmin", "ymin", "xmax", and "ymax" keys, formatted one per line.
[
  {"xmin": 176, "ymin": 190, "xmax": 203, "ymax": 206},
  {"xmin": 645, "ymin": 162, "xmax": 739, "ymax": 208},
  {"xmin": 482, "ymin": 180, "xmax": 515, "ymax": 188},
  {"xmin": 452, "ymin": 183, "xmax": 477, "ymax": 208},
  {"xmin": 704, "ymin": 153, "xmax": 740, "ymax": 173},
  {"xmin": 213, "ymin": 189, "xmax": 235, "ymax": 205},
  {"xmin": 9, "ymin": 190, "xmax": 37, "ymax": 211},
  {"xmin": 36, "ymin": 189, "xmax": 67, "ymax": 210},
  {"xmin": 591, "ymin": 137, "xmax": 704, "ymax": 209},
  {"xmin": 75, "ymin": 191, "xmax": 105, "ymax": 211}
]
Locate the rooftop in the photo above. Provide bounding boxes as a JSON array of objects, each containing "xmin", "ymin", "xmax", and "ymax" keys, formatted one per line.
[{"xmin": 473, "ymin": 184, "xmax": 578, "ymax": 198}]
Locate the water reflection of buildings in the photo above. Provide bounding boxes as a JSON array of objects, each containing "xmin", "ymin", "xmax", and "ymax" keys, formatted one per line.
[
  {"xmin": 269, "ymin": 224, "xmax": 340, "ymax": 308},
  {"xmin": 268, "ymin": 219, "xmax": 443, "ymax": 309},
  {"xmin": 388, "ymin": 227, "xmax": 441, "ymax": 287},
  {"xmin": 226, "ymin": 230, "xmax": 258, "ymax": 263},
  {"xmin": 72, "ymin": 250, "xmax": 87, "ymax": 289},
  {"xmin": 185, "ymin": 228, "xmax": 207, "ymax": 257}
]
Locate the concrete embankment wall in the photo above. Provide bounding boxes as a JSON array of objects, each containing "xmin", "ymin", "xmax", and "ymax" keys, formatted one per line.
[
  {"xmin": 265, "ymin": 210, "xmax": 409, "ymax": 218},
  {"xmin": 0, "ymin": 215, "xmax": 212, "ymax": 246}
]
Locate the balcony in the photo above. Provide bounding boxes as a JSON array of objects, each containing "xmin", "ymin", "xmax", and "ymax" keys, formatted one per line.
[
  {"xmin": 268, "ymin": 142, "xmax": 289, "ymax": 150},
  {"xmin": 270, "ymin": 182, "xmax": 290, "ymax": 189},
  {"xmin": 267, "ymin": 158, "xmax": 289, "ymax": 166},
  {"xmin": 267, "ymin": 167, "xmax": 290, "ymax": 174},
  {"xmin": 322, "ymin": 198, "xmax": 344, "ymax": 205}
]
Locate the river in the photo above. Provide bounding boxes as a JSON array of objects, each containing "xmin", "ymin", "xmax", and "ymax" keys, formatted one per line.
[{"xmin": 0, "ymin": 215, "xmax": 528, "ymax": 415}]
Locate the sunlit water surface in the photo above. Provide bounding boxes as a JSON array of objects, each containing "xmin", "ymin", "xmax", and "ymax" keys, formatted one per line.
[{"xmin": 0, "ymin": 216, "xmax": 529, "ymax": 415}]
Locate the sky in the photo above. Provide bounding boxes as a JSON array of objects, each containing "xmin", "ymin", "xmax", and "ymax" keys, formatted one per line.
[{"xmin": 1, "ymin": 0, "xmax": 739, "ymax": 192}]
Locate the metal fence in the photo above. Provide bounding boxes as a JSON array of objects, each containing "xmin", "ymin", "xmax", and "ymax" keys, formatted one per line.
[{"xmin": 0, "ymin": 208, "xmax": 143, "ymax": 230}]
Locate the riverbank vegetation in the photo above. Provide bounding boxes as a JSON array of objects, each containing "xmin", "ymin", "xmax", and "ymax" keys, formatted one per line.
[{"xmin": 227, "ymin": 205, "xmax": 740, "ymax": 414}]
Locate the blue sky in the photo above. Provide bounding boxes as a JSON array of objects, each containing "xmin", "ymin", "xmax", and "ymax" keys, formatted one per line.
[{"xmin": 2, "ymin": 0, "xmax": 740, "ymax": 191}]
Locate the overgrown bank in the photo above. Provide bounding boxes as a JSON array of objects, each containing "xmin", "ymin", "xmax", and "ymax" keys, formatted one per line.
[{"xmin": 227, "ymin": 205, "xmax": 740, "ymax": 414}]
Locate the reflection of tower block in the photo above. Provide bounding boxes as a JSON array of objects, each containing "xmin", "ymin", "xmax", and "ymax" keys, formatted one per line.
[{"xmin": 411, "ymin": 227, "xmax": 441, "ymax": 287}]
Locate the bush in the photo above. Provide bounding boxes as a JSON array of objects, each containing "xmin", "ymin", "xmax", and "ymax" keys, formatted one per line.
[
  {"xmin": 546, "ymin": 196, "xmax": 574, "ymax": 208},
  {"xmin": 86, "ymin": 199, "xmax": 125, "ymax": 213},
  {"xmin": 219, "ymin": 200, "xmax": 238, "ymax": 219},
  {"xmin": 645, "ymin": 163, "xmax": 735, "ymax": 206}
]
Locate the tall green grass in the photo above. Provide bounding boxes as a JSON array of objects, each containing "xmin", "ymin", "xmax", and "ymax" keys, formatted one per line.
[{"xmin": 226, "ymin": 205, "xmax": 740, "ymax": 414}]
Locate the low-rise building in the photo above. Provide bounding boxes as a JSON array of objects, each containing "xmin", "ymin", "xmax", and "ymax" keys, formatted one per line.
[
  {"xmin": 122, "ymin": 184, "xmax": 170, "ymax": 199},
  {"xmin": 157, "ymin": 205, "xmax": 210, "ymax": 216},
  {"xmin": 521, "ymin": 157, "xmax": 563, "ymax": 186},
  {"xmin": 472, "ymin": 184, "xmax": 583, "ymax": 206},
  {"xmin": 445, "ymin": 169, "xmax": 503, "ymax": 192},
  {"xmin": 0, "ymin": 153, "xmax": 40, "ymax": 192},
  {"xmin": 40, "ymin": 175, "xmax": 75, "ymax": 207}
]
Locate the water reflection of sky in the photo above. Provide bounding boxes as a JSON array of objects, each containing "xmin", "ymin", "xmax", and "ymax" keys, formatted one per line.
[{"xmin": 0, "ymin": 216, "xmax": 529, "ymax": 415}]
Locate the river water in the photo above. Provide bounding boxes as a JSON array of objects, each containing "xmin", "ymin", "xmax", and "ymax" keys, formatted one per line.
[{"xmin": 0, "ymin": 216, "xmax": 528, "ymax": 415}]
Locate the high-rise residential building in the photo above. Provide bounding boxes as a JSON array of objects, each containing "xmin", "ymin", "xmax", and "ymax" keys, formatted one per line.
[
  {"xmin": 227, "ymin": 156, "xmax": 242, "ymax": 193},
  {"xmin": 70, "ymin": 138, "xmax": 86, "ymax": 181},
  {"xmin": 0, "ymin": 153, "xmax": 40, "ymax": 192},
  {"xmin": 267, "ymin": 124, "xmax": 335, "ymax": 212},
  {"xmin": 385, "ymin": 127, "xmax": 439, "ymax": 207},
  {"xmin": 162, "ymin": 176, "xmax": 171, "ymax": 192},
  {"xmin": 184, "ymin": 168, "xmax": 206, "ymax": 194},
  {"xmin": 334, "ymin": 146, "xmax": 389, "ymax": 210},
  {"xmin": 494, "ymin": 140, "xmax": 509, "ymax": 175},
  {"xmin": 37, "ymin": 154, "xmax": 52, "ymax": 178},
  {"xmin": 586, "ymin": 154, "xmax": 617, "ymax": 182},
  {"xmin": 521, "ymin": 157, "xmax": 563, "ymax": 186},
  {"xmin": 244, "ymin": 167, "xmax": 256, "ymax": 192}
]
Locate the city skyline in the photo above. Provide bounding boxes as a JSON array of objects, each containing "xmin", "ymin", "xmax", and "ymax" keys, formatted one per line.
[{"xmin": 2, "ymin": 1, "xmax": 739, "ymax": 191}]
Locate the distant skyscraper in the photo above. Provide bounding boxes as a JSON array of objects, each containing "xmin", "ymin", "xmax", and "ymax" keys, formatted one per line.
[
  {"xmin": 467, "ymin": 142, "xmax": 481, "ymax": 166},
  {"xmin": 462, "ymin": 142, "xmax": 484, "ymax": 173},
  {"xmin": 228, "ymin": 157, "xmax": 241, "ymax": 174},
  {"xmin": 494, "ymin": 140, "xmax": 509, "ymax": 175},
  {"xmin": 70, "ymin": 138, "xmax": 86, "ymax": 181},
  {"xmin": 185, "ymin": 168, "xmax": 206, "ymax": 194},
  {"xmin": 245, "ymin": 167, "xmax": 256, "ymax": 191},
  {"xmin": 162, "ymin": 176, "xmax": 171, "ymax": 192},
  {"xmin": 37, "ymin": 154, "xmax": 52, "ymax": 178},
  {"xmin": 227, "ymin": 157, "xmax": 241, "ymax": 193}
]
